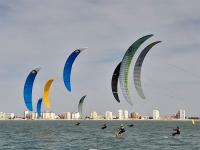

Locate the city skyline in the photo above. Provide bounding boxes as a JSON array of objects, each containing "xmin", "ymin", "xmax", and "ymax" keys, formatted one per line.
[
  {"xmin": 1, "ymin": 108, "xmax": 197, "ymax": 120},
  {"xmin": 0, "ymin": 109, "xmax": 200, "ymax": 120},
  {"xmin": 1, "ymin": 1, "xmax": 200, "ymax": 116}
]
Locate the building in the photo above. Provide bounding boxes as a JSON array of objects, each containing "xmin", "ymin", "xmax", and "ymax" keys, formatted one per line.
[
  {"xmin": 153, "ymin": 110, "xmax": 160, "ymax": 120},
  {"xmin": 124, "ymin": 110, "xmax": 129, "ymax": 119},
  {"xmin": 118, "ymin": 109, "xmax": 123, "ymax": 120},
  {"xmin": 176, "ymin": 109, "xmax": 186, "ymax": 120},
  {"xmin": 159, "ymin": 115, "xmax": 176, "ymax": 120},
  {"xmin": 4, "ymin": 113, "xmax": 15, "ymax": 119},
  {"xmin": 71, "ymin": 112, "xmax": 80, "ymax": 119},
  {"xmin": 0, "ymin": 112, "xmax": 15, "ymax": 120},
  {"xmin": 0, "ymin": 112, "xmax": 5, "ymax": 119},
  {"xmin": 62, "ymin": 112, "xmax": 71, "ymax": 119},
  {"xmin": 24, "ymin": 111, "xmax": 30, "ymax": 119},
  {"xmin": 31, "ymin": 112, "xmax": 38, "ymax": 119},
  {"xmin": 66, "ymin": 112, "xmax": 72, "ymax": 120},
  {"xmin": 90, "ymin": 111, "xmax": 98, "ymax": 119},
  {"xmin": 24, "ymin": 111, "xmax": 31, "ymax": 119},
  {"xmin": 97, "ymin": 115, "xmax": 104, "ymax": 120},
  {"xmin": 141, "ymin": 116, "xmax": 149, "ymax": 120},
  {"xmin": 74, "ymin": 112, "xmax": 80, "ymax": 119},
  {"xmin": 105, "ymin": 111, "xmax": 113, "ymax": 120},
  {"xmin": 42, "ymin": 112, "xmax": 55, "ymax": 120},
  {"xmin": 130, "ymin": 112, "xmax": 141, "ymax": 119}
]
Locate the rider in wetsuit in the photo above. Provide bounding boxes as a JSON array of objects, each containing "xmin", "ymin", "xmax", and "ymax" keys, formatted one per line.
[
  {"xmin": 75, "ymin": 122, "xmax": 80, "ymax": 126},
  {"xmin": 101, "ymin": 123, "xmax": 107, "ymax": 129},
  {"xmin": 117, "ymin": 124, "xmax": 126, "ymax": 135},
  {"xmin": 127, "ymin": 124, "xmax": 134, "ymax": 127},
  {"xmin": 172, "ymin": 126, "xmax": 180, "ymax": 136}
]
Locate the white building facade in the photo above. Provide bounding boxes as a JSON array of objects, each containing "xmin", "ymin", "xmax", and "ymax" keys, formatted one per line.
[
  {"xmin": 118, "ymin": 109, "xmax": 123, "ymax": 120},
  {"xmin": 90, "ymin": 111, "xmax": 98, "ymax": 119},
  {"xmin": 124, "ymin": 110, "xmax": 129, "ymax": 119},
  {"xmin": 153, "ymin": 110, "xmax": 160, "ymax": 120},
  {"xmin": 105, "ymin": 111, "xmax": 113, "ymax": 120},
  {"xmin": 42, "ymin": 112, "xmax": 55, "ymax": 120},
  {"xmin": 178, "ymin": 109, "xmax": 186, "ymax": 120},
  {"xmin": 72, "ymin": 112, "xmax": 80, "ymax": 119},
  {"xmin": 62, "ymin": 112, "xmax": 71, "ymax": 119},
  {"xmin": 31, "ymin": 112, "xmax": 38, "ymax": 120}
]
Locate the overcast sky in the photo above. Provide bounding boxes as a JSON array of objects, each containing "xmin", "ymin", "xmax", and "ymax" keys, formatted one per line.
[{"xmin": 0, "ymin": 0, "xmax": 200, "ymax": 116}]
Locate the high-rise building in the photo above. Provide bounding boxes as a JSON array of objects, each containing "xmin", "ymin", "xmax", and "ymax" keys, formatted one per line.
[
  {"xmin": 31, "ymin": 112, "xmax": 38, "ymax": 120},
  {"xmin": 71, "ymin": 112, "xmax": 80, "ymax": 119},
  {"xmin": 105, "ymin": 111, "xmax": 113, "ymax": 120},
  {"xmin": 66, "ymin": 112, "xmax": 71, "ymax": 119},
  {"xmin": 75, "ymin": 112, "xmax": 80, "ymax": 119},
  {"xmin": 24, "ymin": 111, "xmax": 29, "ymax": 119},
  {"xmin": 176, "ymin": 109, "xmax": 186, "ymax": 120},
  {"xmin": 118, "ymin": 109, "xmax": 123, "ymax": 120},
  {"xmin": 62, "ymin": 112, "xmax": 71, "ymax": 119},
  {"xmin": 153, "ymin": 110, "xmax": 160, "ymax": 120},
  {"xmin": 130, "ymin": 112, "xmax": 141, "ymax": 119},
  {"xmin": 124, "ymin": 110, "xmax": 129, "ymax": 119},
  {"xmin": 90, "ymin": 111, "xmax": 98, "ymax": 119}
]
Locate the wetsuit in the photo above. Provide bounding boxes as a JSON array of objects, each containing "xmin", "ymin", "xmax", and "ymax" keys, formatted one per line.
[
  {"xmin": 127, "ymin": 124, "xmax": 134, "ymax": 127},
  {"xmin": 172, "ymin": 127, "xmax": 180, "ymax": 136},
  {"xmin": 75, "ymin": 122, "xmax": 80, "ymax": 126},
  {"xmin": 101, "ymin": 124, "xmax": 107, "ymax": 129},
  {"xmin": 118, "ymin": 127, "xmax": 125, "ymax": 135}
]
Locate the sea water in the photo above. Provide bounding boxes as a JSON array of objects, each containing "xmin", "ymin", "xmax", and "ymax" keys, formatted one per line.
[{"xmin": 0, "ymin": 120, "xmax": 199, "ymax": 150}]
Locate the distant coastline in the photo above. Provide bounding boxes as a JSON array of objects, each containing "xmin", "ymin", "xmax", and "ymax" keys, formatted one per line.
[{"xmin": 0, "ymin": 118, "xmax": 199, "ymax": 121}]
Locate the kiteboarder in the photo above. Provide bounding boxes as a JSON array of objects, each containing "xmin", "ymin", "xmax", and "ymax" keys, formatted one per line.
[
  {"xmin": 172, "ymin": 126, "xmax": 180, "ymax": 136},
  {"xmin": 75, "ymin": 122, "xmax": 80, "ymax": 126},
  {"xmin": 116, "ymin": 124, "xmax": 126, "ymax": 137},
  {"xmin": 127, "ymin": 124, "xmax": 134, "ymax": 127},
  {"xmin": 101, "ymin": 123, "xmax": 107, "ymax": 129}
]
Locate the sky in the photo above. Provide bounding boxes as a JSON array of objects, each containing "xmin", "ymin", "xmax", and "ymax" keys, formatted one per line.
[{"xmin": 0, "ymin": 0, "xmax": 200, "ymax": 116}]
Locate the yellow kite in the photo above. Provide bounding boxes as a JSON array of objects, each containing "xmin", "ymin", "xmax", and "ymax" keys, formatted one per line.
[{"xmin": 43, "ymin": 79, "xmax": 54, "ymax": 109}]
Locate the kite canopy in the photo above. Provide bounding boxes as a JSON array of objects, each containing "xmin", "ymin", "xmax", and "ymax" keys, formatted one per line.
[
  {"xmin": 119, "ymin": 34, "xmax": 153, "ymax": 105},
  {"xmin": 43, "ymin": 79, "xmax": 54, "ymax": 109},
  {"xmin": 111, "ymin": 62, "xmax": 121, "ymax": 103},
  {"xmin": 37, "ymin": 98, "xmax": 42, "ymax": 118},
  {"xmin": 23, "ymin": 68, "xmax": 41, "ymax": 111},
  {"xmin": 192, "ymin": 119, "xmax": 196, "ymax": 126},
  {"xmin": 78, "ymin": 95, "xmax": 87, "ymax": 119},
  {"xmin": 63, "ymin": 47, "xmax": 87, "ymax": 92},
  {"xmin": 134, "ymin": 41, "xmax": 161, "ymax": 99}
]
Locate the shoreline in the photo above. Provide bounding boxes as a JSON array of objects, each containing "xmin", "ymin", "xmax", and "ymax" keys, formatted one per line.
[{"xmin": 0, "ymin": 119, "xmax": 199, "ymax": 121}]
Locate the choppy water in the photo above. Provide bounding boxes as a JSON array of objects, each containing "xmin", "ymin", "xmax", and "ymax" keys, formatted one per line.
[{"xmin": 0, "ymin": 120, "xmax": 199, "ymax": 150}]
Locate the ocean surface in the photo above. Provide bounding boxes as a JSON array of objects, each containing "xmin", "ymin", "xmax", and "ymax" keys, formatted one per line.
[{"xmin": 0, "ymin": 120, "xmax": 199, "ymax": 150}]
